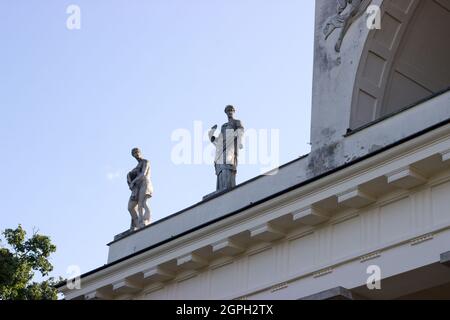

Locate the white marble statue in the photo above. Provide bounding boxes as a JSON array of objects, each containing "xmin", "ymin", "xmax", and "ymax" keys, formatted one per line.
[
  {"xmin": 208, "ymin": 105, "xmax": 244, "ymax": 192},
  {"xmin": 127, "ymin": 148, "xmax": 153, "ymax": 230}
]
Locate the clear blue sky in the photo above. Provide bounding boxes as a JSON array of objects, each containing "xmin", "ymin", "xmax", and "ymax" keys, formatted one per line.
[{"xmin": 0, "ymin": 1, "xmax": 315, "ymax": 280}]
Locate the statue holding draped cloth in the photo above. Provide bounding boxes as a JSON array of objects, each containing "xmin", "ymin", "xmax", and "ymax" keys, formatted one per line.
[{"xmin": 208, "ymin": 105, "xmax": 244, "ymax": 192}]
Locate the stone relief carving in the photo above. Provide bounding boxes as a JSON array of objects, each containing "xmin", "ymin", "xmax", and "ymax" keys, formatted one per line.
[{"xmin": 323, "ymin": 0, "xmax": 369, "ymax": 52}]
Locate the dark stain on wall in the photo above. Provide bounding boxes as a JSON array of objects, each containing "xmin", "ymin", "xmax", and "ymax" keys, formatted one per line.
[{"xmin": 307, "ymin": 140, "xmax": 341, "ymax": 177}]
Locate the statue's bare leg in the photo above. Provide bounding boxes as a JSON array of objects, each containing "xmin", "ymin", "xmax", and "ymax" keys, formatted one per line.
[
  {"xmin": 141, "ymin": 197, "xmax": 151, "ymax": 227},
  {"xmin": 138, "ymin": 196, "xmax": 150, "ymax": 227},
  {"xmin": 138, "ymin": 189, "xmax": 151, "ymax": 228},
  {"xmin": 128, "ymin": 200, "xmax": 139, "ymax": 230}
]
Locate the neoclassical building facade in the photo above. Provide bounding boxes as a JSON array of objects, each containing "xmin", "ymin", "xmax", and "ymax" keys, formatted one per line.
[{"xmin": 60, "ymin": 0, "xmax": 450, "ymax": 300}]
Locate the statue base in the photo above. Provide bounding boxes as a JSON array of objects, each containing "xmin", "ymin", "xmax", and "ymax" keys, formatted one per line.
[
  {"xmin": 203, "ymin": 189, "xmax": 228, "ymax": 201},
  {"xmin": 113, "ymin": 229, "xmax": 133, "ymax": 241}
]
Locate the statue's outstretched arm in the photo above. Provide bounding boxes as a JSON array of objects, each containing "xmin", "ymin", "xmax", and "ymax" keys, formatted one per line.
[{"xmin": 209, "ymin": 125, "xmax": 218, "ymax": 144}]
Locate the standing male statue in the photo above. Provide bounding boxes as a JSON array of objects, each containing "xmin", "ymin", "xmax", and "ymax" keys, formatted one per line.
[
  {"xmin": 208, "ymin": 105, "xmax": 244, "ymax": 192},
  {"xmin": 127, "ymin": 148, "xmax": 154, "ymax": 231}
]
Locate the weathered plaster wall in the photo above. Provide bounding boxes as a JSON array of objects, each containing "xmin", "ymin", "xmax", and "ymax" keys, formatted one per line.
[
  {"xmin": 310, "ymin": 0, "xmax": 381, "ymax": 150},
  {"xmin": 309, "ymin": 0, "xmax": 450, "ymax": 177}
]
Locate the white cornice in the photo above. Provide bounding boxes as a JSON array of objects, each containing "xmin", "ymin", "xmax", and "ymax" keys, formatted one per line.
[{"xmin": 62, "ymin": 123, "xmax": 450, "ymax": 299}]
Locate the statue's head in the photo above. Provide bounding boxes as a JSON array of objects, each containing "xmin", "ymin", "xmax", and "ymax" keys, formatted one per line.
[
  {"xmin": 131, "ymin": 147, "xmax": 142, "ymax": 160},
  {"xmin": 224, "ymin": 105, "xmax": 235, "ymax": 119}
]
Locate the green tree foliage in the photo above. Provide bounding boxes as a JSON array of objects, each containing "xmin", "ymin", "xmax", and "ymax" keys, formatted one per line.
[{"xmin": 0, "ymin": 225, "xmax": 60, "ymax": 300}]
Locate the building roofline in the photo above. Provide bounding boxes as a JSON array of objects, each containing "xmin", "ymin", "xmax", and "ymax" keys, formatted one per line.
[{"xmin": 56, "ymin": 117, "xmax": 450, "ymax": 289}]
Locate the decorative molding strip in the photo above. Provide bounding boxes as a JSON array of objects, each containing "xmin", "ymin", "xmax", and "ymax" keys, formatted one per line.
[
  {"xmin": 286, "ymin": 230, "xmax": 314, "ymax": 242},
  {"xmin": 271, "ymin": 282, "xmax": 289, "ymax": 293},
  {"xmin": 313, "ymin": 268, "xmax": 333, "ymax": 279},
  {"xmin": 360, "ymin": 251, "xmax": 381, "ymax": 263},
  {"xmin": 246, "ymin": 243, "xmax": 273, "ymax": 256},
  {"xmin": 331, "ymin": 213, "xmax": 360, "ymax": 226},
  {"xmin": 410, "ymin": 234, "xmax": 434, "ymax": 246},
  {"xmin": 175, "ymin": 270, "xmax": 198, "ymax": 282},
  {"xmin": 209, "ymin": 258, "xmax": 234, "ymax": 270}
]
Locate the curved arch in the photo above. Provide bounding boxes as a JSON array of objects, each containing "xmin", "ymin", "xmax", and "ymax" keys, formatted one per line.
[{"xmin": 350, "ymin": 0, "xmax": 450, "ymax": 129}]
